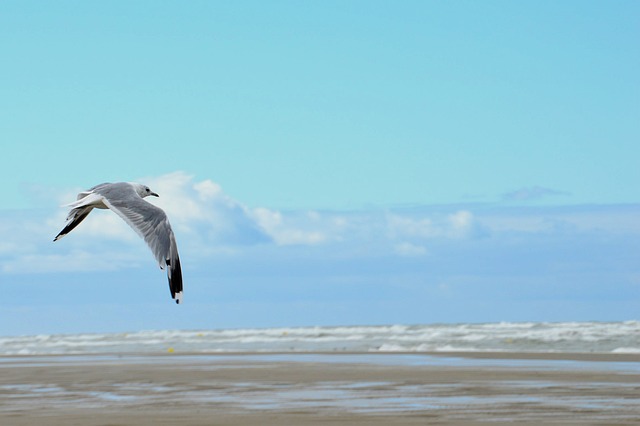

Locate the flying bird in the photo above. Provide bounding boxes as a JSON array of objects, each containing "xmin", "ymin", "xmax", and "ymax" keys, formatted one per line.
[{"xmin": 54, "ymin": 182, "xmax": 183, "ymax": 304}]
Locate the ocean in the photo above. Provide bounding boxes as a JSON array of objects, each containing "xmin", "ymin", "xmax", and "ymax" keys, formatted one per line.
[{"xmin": 1, "ymin": 321, "xmax": 638, "ymax": 356}]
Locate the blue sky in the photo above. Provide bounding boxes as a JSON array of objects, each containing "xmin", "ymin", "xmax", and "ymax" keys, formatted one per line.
[{"xmin": 1, "ymin": 1, "xmax": 638, "ymax": 335}]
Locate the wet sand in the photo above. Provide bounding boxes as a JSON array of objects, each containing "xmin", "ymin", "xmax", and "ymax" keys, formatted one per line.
[{"xmin": 1, "ymin": 352, "xmax": 639, "ymax": 425}]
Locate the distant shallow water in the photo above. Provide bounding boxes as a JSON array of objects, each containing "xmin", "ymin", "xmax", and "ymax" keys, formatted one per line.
[{"xmin": 2, "ymin": 352, "xmax": 640, "ymax": 373}]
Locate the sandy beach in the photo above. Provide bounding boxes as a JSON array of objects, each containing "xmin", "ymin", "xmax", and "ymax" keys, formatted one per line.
[{"xmin": 1, "ymin": 352, "xmax": 639, "ymax": 425}]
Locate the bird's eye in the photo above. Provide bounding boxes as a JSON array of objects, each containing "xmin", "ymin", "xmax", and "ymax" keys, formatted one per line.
[{"xmin": 146, "ymin": 188, "xmax": 150, "ymax": 192}]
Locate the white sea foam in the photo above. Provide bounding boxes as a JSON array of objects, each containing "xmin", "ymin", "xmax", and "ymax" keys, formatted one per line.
[
  {"xmin": 0, "ymin": 321, "xmax": 638, "ymax": 356},
  {"xmin": 612, "ymin": 347, "xmax": 640, "ymax": 354}
]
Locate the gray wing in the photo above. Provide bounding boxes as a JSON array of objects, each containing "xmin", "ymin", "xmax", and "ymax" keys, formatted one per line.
[{"xmin": 96, "ymin": 187, "xmax": 183, "ymax": 304}]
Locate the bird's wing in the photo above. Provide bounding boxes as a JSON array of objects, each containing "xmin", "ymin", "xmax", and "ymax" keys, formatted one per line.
[{"xmin": 97, "ymin": 190, "xmax": 183, "ymax": 304}]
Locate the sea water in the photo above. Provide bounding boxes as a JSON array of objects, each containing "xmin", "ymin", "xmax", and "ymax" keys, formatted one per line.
[{"xmin": 0, "ymin": 321, "xmax": 638, "ymax": 355}]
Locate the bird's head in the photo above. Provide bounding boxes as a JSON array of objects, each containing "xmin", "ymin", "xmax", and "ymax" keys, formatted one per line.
[{"xmin": 133, "ymin": 183, "xmax": 159, "ymax": 198}]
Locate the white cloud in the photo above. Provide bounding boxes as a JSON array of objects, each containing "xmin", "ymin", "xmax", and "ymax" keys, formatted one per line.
[
  {"xmin": 251, "ymin": 207, "xmax": 330, "ymax": 245},
  {"xmin": 193, "ymin": 180, "xmax": 223, "ymax": 201},
  {"xmin": 387, "ymin": 215, "xmax": 438, "ymax": 239},
  {"xmin": 394, "ymin": 242, "xmax": 428, "ymax": 257},
  {"xmin": 447, "ymin": 210, "xmax": 475, "ymax": 238},
  {"xmin": 252, "ymin": 207, "xmax": 282, "ymax": 231},
  {"xmin": 387, "ymin": 210, "xmax": 481, "ymax": 240}
]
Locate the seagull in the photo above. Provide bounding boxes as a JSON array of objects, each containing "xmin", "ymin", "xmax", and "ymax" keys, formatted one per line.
[{"xmin": 54, "ymin": 182, "xmax": 183, "ymax": 304}]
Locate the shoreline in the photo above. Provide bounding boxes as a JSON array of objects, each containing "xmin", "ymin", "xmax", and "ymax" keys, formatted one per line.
[
  {"xmin": 1, "ymin": 351, "xmax": 639, "ymax": 425},
  {"xmin": 2, "ymin": 350, "xmax": 640, "ymax": 362}
]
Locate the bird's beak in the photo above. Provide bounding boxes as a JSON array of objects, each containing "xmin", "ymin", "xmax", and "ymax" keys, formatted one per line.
[{"xmin": 151, "ymin": 192, "xmax": 159, "ymax": 197}]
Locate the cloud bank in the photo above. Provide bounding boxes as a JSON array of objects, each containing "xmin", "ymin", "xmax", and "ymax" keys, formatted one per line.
[{"xmin": 0, "ymin": 171, "xmax": 638, "ymax": 277}]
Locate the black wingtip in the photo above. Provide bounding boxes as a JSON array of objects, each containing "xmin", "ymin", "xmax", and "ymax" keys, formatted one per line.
[
  {"xmin": 167, "ymin": 256, "xmax": 183, "ymax": 304},
  {"xmin": 53, "ymin": 209, "xmax": 91, "ymax": 243}
]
